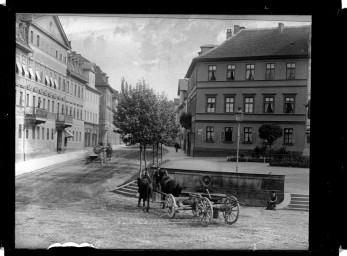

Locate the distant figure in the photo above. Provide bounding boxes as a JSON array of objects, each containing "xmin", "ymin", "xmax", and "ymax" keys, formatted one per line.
[
  {"xmin": 174, "ymin": 142, "xmax": 180, "ymax": 152},
  {"xmin": 266, "ymin": 191, "xmax": 278, "ymax": 210},
  {"xmin": 106, "ymin": 143, "xmax": 113, "ymax": 161}
]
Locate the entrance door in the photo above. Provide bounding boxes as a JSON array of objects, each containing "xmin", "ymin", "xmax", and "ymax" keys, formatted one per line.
[{"xmin": 57, "ymin": 129, "xmax": 62, "ymax": 153}]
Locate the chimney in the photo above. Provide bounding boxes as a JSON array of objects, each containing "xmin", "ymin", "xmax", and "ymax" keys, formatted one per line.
[
  {"xmin": 226, "ymin": 29, "xmax": 232, "ymax": 39},
  {"xmin": 234, "ymin": 25, "xmax": 240, "ymax": 34},
  {"xmin": 278, "ymin": 23, "xmax": 284, "ymax": 34}
]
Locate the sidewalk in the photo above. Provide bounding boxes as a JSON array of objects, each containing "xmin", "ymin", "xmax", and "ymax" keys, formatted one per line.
[{"xmin": 15, "ymin": 144, "xmax": 128, "ymax": 177}]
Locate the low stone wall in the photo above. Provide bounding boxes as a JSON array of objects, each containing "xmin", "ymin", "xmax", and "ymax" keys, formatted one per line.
[{"xmin": 150, "ymin": 167, "xmax": 285, "ymax": 207}]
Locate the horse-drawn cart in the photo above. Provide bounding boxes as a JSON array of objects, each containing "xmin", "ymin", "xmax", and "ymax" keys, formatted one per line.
[
  {"xmin": 153, "ymin": 188, "xmax": 240, "ymax": 226},
  {"xmin": 86, "ymin": 146, "xmax": 107, "ymax": 165}
]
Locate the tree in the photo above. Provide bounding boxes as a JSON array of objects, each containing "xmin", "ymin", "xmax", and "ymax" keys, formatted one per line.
[
  {"xmin": 114, "ymin": 79, "xmax": 158, "ymax": 173},
  {"xmin": 114, "ymin": 78, "xmax": 179, "ymax": 174},
  {"xmin": 258, "ymin": 123, "xmax": 283, "ymax": 157}
]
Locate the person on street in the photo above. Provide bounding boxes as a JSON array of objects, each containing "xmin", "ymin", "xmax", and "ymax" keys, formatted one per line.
[
  {"xmin": 174, "ymin": 142, "xmax": 180, "ymax": 152},
  {"xmin": 266, "ymin": 191, "xmax": 278, "ymax": 210},
  {"xmin": 106, "ymin": 143, "xmax": 113, "ymax": 161}
]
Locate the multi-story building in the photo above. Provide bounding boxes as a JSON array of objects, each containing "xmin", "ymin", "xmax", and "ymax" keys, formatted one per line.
[
  {"xmin": 95, "ymin": 66, "xmax": 120, "ymax": 146},
  {"xmin": 111, "ymin": 92, "xmax": 121, "ymax": 145},
  {"xmin": 176, "ymin": 79, "xmax": 188, "ymax": 150},
  {"xmin": 183, "ymin": 24, "xmax": 311, "ymax": 157},
  {"xmin": 15, "ymin": 14, "xmax": 79, "ymax": 161},
  {"xmin": 75, "ymin": 55, "xmax": 102, "ymax": 147},
  {"xmin": 64, "ymin": 51, "xmax": 88, "ymax": 151}
]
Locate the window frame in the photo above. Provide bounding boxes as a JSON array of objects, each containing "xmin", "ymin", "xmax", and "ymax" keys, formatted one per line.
[
  {"xmin": 208, "ymin": 65, "xmax": 217, "ymax": 81},
  {"xmin": 283, "ymin": 128, "xmax": 294, "ymax": 144},
  {"xmin": 286, "ymin": 62, "xmax": 296, "ymax": 79},
  {"xmin": 224, "ymin": 95, "xmax": 235, "ymax": 113},
  {"xmin": 243, "ymin": 127, "xmax": 253, "ymax": 143},
  {"xmin": 265, "ymin": 63, "xmax": 275, "ymax": 80},
  {"xmin": 224, "ymin": 127, "xmax": 233, "ymax": 142},
  {"xmin": 243, "ymin": 95, "xmax": 255, "ymax": 113},
  {"xmin": 263, "ymin": 95, "xmax": 275, "ymax": 113},
  {"xmin": 245, "ymin": 64, "xmax": 255, "ymax": 80},
  {"xmin": 206, "ymin": 126, "xmax": 214, "ymax": 142},
  {"xmin": 206, "ymin": 96, "xmax": 216, "ymax": 113},
  {"xmin": 226, "ymin": 64, "xmax": 235, "ymax": 80},
  {"xmin": 283, "ymin": 94, "xmax": 296, "ymax": 114}
]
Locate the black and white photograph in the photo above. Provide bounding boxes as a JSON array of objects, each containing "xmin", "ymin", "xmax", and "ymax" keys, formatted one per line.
[{"xmin": 14, "ymin": 13, "xmax": 312, "ymax": 250}]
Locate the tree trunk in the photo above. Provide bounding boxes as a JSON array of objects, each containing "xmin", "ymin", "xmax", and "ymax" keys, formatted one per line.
[
  {"xmin": 153, "ymin": 144, "xmax": 155, "ymax": 165},
  {"xmin": 156, "ymin": 143, "xmax": 159, "ymax": 166},
  {"xmin": 161, "ymin": 143, "xmax": 163, "ymax": 162},
  {"xmin": 139, "ymin": 144, "xmax": 142, "ymax": 177},
  {"xmin": 144, "ymin": 144, "xmax": 147, "ymax": 170}
]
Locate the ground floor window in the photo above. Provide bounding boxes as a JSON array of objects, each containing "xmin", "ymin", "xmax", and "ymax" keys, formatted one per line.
[
  {"xmin": 37, "ymin": 127, "xmax": 40, "ymax": 140},
  {"xmin": 47, "ymin": 128, "xmax": 49, "ymax": 140},
  {"xmin": 284, "ymin": 128, "xmax": 294, "ymax": 144},
  {"xmin": 32, "ymin": 127, "xmax": 35, "ymax": 139},
  {"xmin": 26, "ymin": 129, "xmax": 29, "ymax": 139},
  {"xmin": 206, "ymin": 126, "xmax": 214, "ymax": 141},
  {"xmin": 51, "ymin": 129, "xmax": 54, "ymax": 140},
  {"xmin": 42, "ymin": 127, "xmax": 44, "ymax": 140},
  {"xmin": 225, "ymin": 127, "xmax": 233, "ymax": 142},
  {"xmin": 243, "ymin": 127, "xmax": 252, "ymax": 143}
]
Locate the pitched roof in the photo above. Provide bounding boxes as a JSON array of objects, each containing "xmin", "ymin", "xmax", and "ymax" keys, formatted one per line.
[{"xmin": 185, "ymin": 25, "xmax": 311, "ymax": 78}]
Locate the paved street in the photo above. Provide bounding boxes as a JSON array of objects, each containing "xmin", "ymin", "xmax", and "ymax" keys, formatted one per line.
[{"xmin": 15, "ymin": 146, "xmax": 309, "ymax": 250}]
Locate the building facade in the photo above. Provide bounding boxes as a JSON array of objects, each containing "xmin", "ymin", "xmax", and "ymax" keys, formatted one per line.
[
  {"xmin": 183, "ymin": 24, "xmax": 311, "ymax": 157},
  {"xmin": 15, "ymin": 14, "xmax": 79, "ymax": 161},
  {"xmin": 176, "ymin": 79, "xmax": 188, "ymax": 150},
  {"xmin": 95, "ymin": 66, "xmax": 121, "ymax": 146},
  {"xmin": 76, "ymin": 56, "xmax": 102, "ymax": 147}
]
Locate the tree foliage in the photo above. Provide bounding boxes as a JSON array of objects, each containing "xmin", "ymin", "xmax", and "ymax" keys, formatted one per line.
[
  {"xmin": 258, "ymin": 123, "xmax": 283, "ymax": 154},
  {"xmin": 114, "ymin": 78, "xmax": 179, "ymax": 170},
  {"xmin": 179, "ymin": 112, "xmax": 192, "ymax": 129}
]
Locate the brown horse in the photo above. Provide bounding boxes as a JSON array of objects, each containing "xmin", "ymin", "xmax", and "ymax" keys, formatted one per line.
[
  {"xmin": 137, "ymin": 171, "xmax": 152, "ymax": 212},
  {"xmin": 153, "ymin": 168, "xmax": 182, "ymax": 197}
]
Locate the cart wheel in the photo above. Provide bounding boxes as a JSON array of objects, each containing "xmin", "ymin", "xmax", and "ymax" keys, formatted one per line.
[
  {"xmin": 222, "ymin": 196, "xmax": 240, "ymax": 225},
  {"xmin": 165, "ymin": 194, "xmax": 177, "ymax": 218},
  {"xmin": 196, "ymin": 197, "xmax": 213, "ymax": 226},
  {"xmin": 191, "ymin": 194, "xmax": 202, "ymax": 216}
]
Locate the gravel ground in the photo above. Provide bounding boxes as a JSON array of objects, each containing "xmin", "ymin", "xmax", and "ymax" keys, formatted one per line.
[{"xmin": 15, "ymin": 148, "xmax": 308, "ymax": 250}]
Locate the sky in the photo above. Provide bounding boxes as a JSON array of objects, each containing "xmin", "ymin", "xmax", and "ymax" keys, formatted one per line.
[{"xmin": 59, "ymin": 15, "xmax": 311, "ymax": 101}]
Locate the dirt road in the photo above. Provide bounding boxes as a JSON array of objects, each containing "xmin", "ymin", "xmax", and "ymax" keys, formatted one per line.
[{"xmin": 15, "ymin": 147, "xmax": 308, "ymax": 250}]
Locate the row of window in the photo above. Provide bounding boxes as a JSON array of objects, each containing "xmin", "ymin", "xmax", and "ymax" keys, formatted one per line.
[
  {"xmin": 205, "ymin": 126, "xmax": 295, "ymax": 144},
  {"xmin": 16, "ymin": 54, "xmax": 85, "ymax": 100},
  {"xmin": 30, "ymin": 28, "xmax": 67, "ymax": 64},
  {"xmin": 18, "ymin": 90, "xmax": 84, "ymax": 120},
  {"xmin": 67, "ymin": 130, "xmax": 82, "ymax": 142},
  {"xmin": 206, "ymin": 94, "xmax": 296, "ymax": 114},
  {"xmin": 86, "ymin": 90, "xmax": 98, "ymax": 104},
  {"xmin": 208, "ymin": 62, "xmax": 296, "ymax": 81},
  {"xmin": 18, "ymin": 124, "xmax": 83, "ymax": 142},
  {"xmin": 85, "ymin": 110, "xmax": 98, "ymax": 124}
]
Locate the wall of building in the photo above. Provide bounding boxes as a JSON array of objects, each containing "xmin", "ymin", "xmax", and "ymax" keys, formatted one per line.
[{"xmin": 185, "ymin": 58, "xmax": 308, "ymax": 157}]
